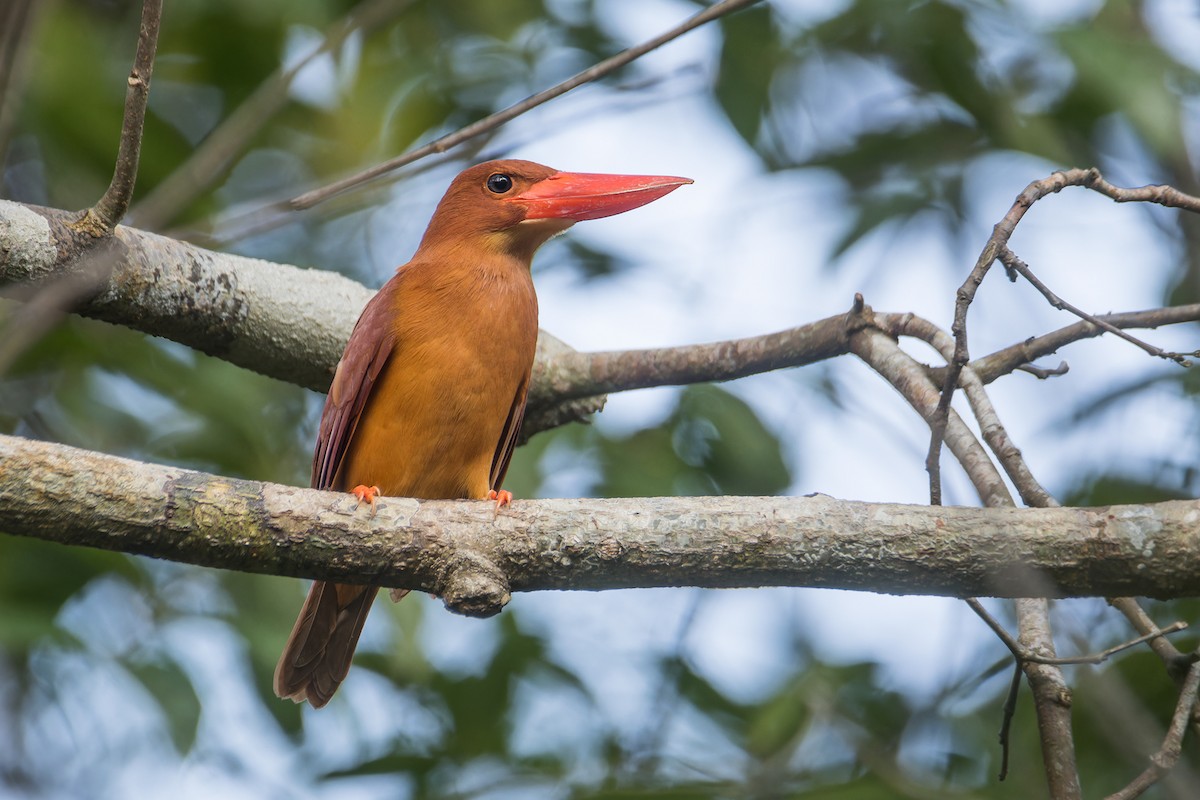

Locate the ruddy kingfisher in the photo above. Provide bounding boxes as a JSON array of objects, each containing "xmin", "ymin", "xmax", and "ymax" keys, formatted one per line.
[{"xmin": 274, "ymin": 159, "xmax": 691, "ymax": 707}]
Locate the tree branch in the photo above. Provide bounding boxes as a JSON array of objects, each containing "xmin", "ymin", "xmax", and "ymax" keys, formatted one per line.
[
  {"xmin": 848, "ymin": 309, "xmax": 1082, "ymax": 799},
  {"xmin": 125, "ymin": 0, "xmax": 415, "ymax": 232},
  {"xmin": 281, "ymin": 0, "xmax": 762, "ymax": 213},
  {"xmin": 4, "ymin": 201, "xmax": 1199, "ymax": 441},
  {"xmin": 5, "ymin": 434, "xmax": 1200, "ymax": 611},
  {"xmin": 953, "ymin": 305, "xmax": 1200, "ymax": 386},
  {"xmin": 72, "ymin": 0, "xmax": 163, "ymax": 238},
  {"xmin": 929, "ymin": 168, "xmax": 1200, "ymax": 504}
]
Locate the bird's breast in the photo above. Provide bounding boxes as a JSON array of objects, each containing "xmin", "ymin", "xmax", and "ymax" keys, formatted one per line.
[{"xmin": 337, "ymin": 261, "xmax": 538, "ymax": 500}]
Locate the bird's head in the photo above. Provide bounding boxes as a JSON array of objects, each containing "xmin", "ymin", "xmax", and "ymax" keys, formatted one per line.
[{"xmin": 417, "ymin": 159, "xmax": 692, "ymax": 262}]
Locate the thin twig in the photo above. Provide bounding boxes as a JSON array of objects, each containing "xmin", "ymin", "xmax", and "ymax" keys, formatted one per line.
[
  {"xmin": 283, "ymin": 0, "xmax": 761, "ymax": 211},
  {"xmin": 999, "ymin": 661, "xmax": 1022, "ymax": 781},
  {"xmin": 1110, "ymin": 598, "xmax": 1198, "ymax": 679},
  {"xmin": 928, "ymin": 168, "xmax": 1200, "ymax": 504},
  {"xmin": 965, "ymin": 304, "xmax": 1200, "ymax": 385},
  {"xmin": 1105, "ymin": 651, "xmax": 1200, "ymax": 800},
  {"xmin": 1015, "ymin": 361, "xmax": 1070, "ymax": 379},
  {"xmin": 201, "ymin": 64, "xmax": 697, "ymax": 246},
  {"xmin": 1036, "ymin": 624, "xmax": 1190, "ymax": 666},
  {"xmin": 967, "ymin": 598, "xmax": 1023, "ymax": 658},
  {"xmin": 999, "ymin": 247, "xmax": 1196, "ymax": 367},
  {"xmin": 72, "ymin": 0, "xmax": 164, "ymax": 237},
  {"xmin": 1083, "ymin": 174, "xmax": 1200, "ymax": 214},
  {"xmin": 126, "ymin": 0, "xmax": 415, "ymax": 232}
]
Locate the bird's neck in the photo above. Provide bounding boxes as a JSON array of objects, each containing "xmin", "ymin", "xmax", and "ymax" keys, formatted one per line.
[
  {"xmin": 411, "ymin": 236, "xmax": 536, "ymax": 278},
  {"xmin": 399, "ymin": 243, "xmax": 538, "ymax": 311}
]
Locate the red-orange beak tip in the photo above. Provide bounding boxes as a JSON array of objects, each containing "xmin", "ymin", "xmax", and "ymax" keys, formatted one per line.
[{"xmin": 514, "ymin": 171, "xmax": 693, "ymax": 222}]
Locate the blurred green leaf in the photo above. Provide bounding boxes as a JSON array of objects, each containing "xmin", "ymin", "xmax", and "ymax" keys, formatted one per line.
[
  {"xmin": 715, "ymin": 5, "xmax": 779, "ymax": 148},
  {"xmin": 597, "ymin": 385, "xmax": 790, "ymax": 498}
]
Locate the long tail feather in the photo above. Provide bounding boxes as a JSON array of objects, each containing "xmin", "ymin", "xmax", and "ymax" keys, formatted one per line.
[{"xmin": 273, "ymin": 581, "xmax": 378, "ymax": 708}]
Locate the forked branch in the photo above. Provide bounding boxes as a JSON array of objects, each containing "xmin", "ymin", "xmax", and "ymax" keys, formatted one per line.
[{"xmin": 72, "ymin": 0, "xmax": 163, "ymax": 237}]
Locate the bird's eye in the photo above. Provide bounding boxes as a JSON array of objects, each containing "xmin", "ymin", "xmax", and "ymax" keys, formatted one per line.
[{"xmin": 486, "ymin": 173, "xmax": 514, "ymax": 194}]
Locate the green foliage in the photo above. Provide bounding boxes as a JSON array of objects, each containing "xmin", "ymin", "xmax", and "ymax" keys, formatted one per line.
[
  {"xmin": 595, "ymin": 385, "xmax": 791, "ymax": 498},
  {"xmin": 715, "ymin": 4, "xmax": 780, "ymax": 148}
]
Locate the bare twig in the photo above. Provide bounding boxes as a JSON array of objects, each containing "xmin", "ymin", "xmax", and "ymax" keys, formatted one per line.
[
  {"xmin": 1041, "ymin": 624, "xmax": 1190, "ymax": 666},
  {"xmin": 999, "ymin": 661, "xmax": 1023, "ymax": 781},
  {"xmin": 892, "ymin": 313, "xmax": 1056, "ymax": 507},
  {"xmin": 1015, "ymin": 361, "xmax": 1070, "ymax": 379},
  {"xmin": 72, "ymin": 0, "xmax": 164, "ymax": 237},
  {"xmin": 967, "ymin": 600, "xmax": 1188, "ymax": 667},
  {"xmin": 126, "ymin": 0, "xmax": 415, "ymax": 232},
  {"xmin": 1104, "ymin": 652, "xmax": 1200, "ymax": 800},
  {"xmin": 936, "ymin": 305, "xmax": 1200, "ymax": 384},
  {"xmin": 202, "ymin": 66, "xmax": 695, "ymax": 246},
  {"xmin": 851, "ymin": 319, "xmax": 1082, "ymax": 799},
  {"xmin": 283, "ymin": 0, "xmax": 761, "ymax": 211},
  {"xmin": 1110, "ymin": 598, "xmax": 1199, "ymax": 679},
  {"xmin": 999, "ymin": 247, "xmax": 1196, "ymax": 367},
  {"xmin": 928, "ymin": 168, "xmax": 1200, "ymax": 504},
  {"xmin": 1083, "ymin": 173, "xmax": 1200, "ymax": 214}
]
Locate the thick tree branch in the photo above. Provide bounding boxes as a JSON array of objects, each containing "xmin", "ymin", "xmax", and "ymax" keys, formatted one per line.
[
  {"xmin": 5, "ymin": 435, "xmax": 1200, "ymax": 611},
  {"xmin": 0, "ymin": 201, "xmax": 363, "ymax": 392},
  {"xmin": 3, "ymin": 201, "xmax": 1199, "ymax": 441},
  {"xmin": 848, "ymin": 310, "xmax": 1082, "ymax": 799}
]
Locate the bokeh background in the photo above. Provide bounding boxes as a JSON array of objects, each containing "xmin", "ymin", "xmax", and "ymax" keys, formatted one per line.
[{"xmin": 3, "ymin": 0, "xmax": 1200, "ymax": 797}]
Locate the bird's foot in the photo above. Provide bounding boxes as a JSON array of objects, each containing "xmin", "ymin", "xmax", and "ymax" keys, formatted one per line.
[
  {"xmin": 487, "ymin": 489, "xmax": 513, "ymax": 510},
  {"xmin": 352, "ymin": 484, "xmax": 381, "ymax": 515}
]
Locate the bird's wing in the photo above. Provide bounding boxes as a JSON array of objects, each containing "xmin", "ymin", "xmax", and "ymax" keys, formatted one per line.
[
  {"xmin": 311, "ymin": 291, "xmax": 397, "ymax": 491},
  {"xmin": 489, "ymin": 368, "xmax": 531, "ymax": 492}
]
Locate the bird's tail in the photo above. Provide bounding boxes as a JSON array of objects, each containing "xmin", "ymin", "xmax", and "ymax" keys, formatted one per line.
[{"xmin": 274, "ymin": 581, "xmax": 378, "ymax": 708}]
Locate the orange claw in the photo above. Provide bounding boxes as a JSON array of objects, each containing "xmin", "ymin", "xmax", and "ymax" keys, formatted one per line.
[
  {"xmin": 487, "ymin": 489, "xmax": 513, "ymax": 509},
  {"xmin": 352, "ymin": 484, "xmax": 381, "ymax": 515}
]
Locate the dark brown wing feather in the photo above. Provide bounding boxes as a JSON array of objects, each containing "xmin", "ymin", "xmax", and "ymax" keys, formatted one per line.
[
  {"xmin": 275, "ymin": 288, "xmax": 399, "ymax": 707},
  {"xmin": 312, "ymin": 293, "xmax": 398, "ymax": 491},
  {"xmin": 489, "ymin": 370, "xmax": 531, "ymax": 491}
]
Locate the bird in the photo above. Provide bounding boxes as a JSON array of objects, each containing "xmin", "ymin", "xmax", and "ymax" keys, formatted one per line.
[{"xmin": 273, "ymin": 159, "xmax": 691, "ymax": 707}]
